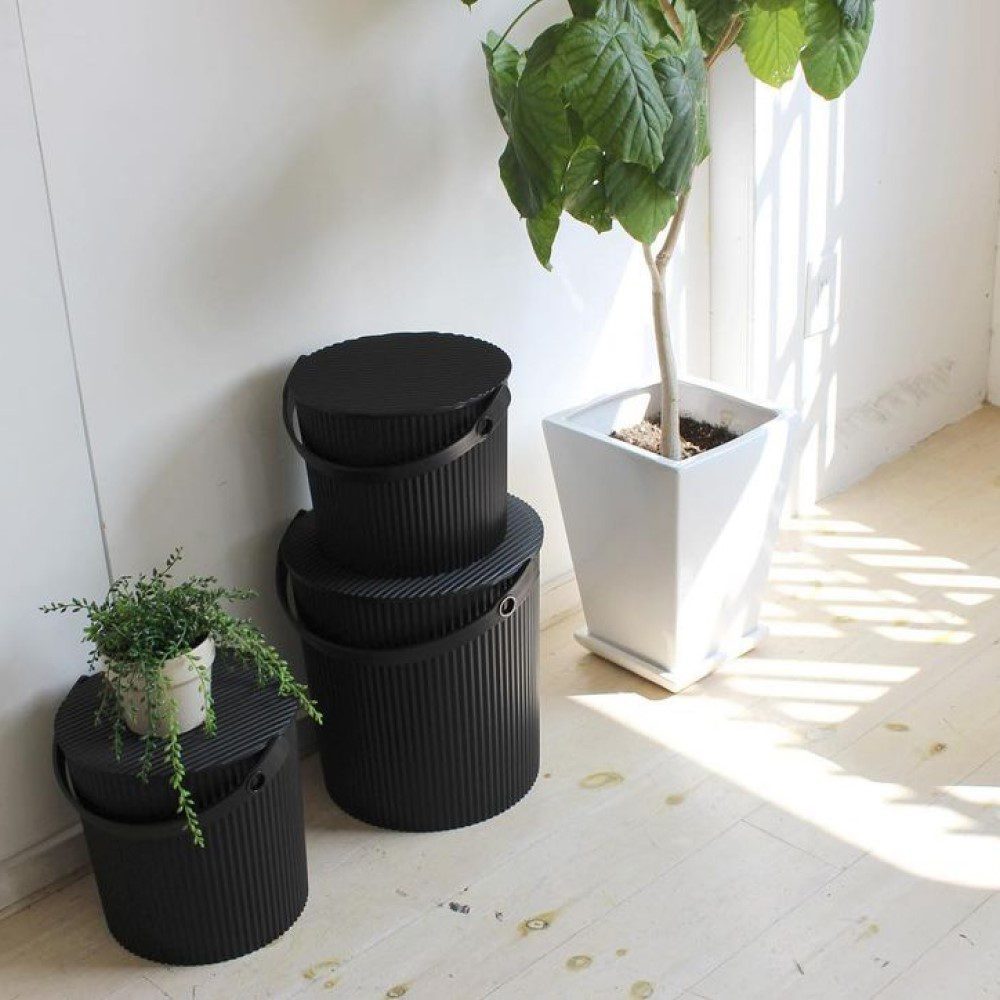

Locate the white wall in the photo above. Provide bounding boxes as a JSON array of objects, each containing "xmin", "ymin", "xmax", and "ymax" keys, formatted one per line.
[
  {"xmin": 711, "ymin": 0, "xmax": 1000, "ymax": 506},
  {"xmin": 0, "ymin": 0, "xmax": 109, "ymax": 898},
  {"xmin": 1, "ymin": 0, "xmax": 709, "ymax": 878}
]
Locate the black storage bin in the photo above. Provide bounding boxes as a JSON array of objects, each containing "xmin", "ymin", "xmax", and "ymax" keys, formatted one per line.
[
  {"xmin": 53, "ymin": 665, "xmax": 308, "ymax": 965},
  {"xmin": 277, "ymin": 497, "xmax": 543, "ymax": 832},
  {"xmin": 283, "ymin": 331, "xmax": 511, "ymax": 576},
  {"xmin": 278, "ymin": 494, "xmax": 541, "ymax": 649}
]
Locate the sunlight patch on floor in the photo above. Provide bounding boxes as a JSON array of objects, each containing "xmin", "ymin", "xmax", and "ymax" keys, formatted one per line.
[{"xmin": 573, "ymin": 689, "xmax": 1000, "ymax": 889}]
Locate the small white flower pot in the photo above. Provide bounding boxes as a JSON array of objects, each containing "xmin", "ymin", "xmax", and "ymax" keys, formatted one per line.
[
  {"xmin": 544, "ymin": 377, "xmax": 797, "ymax": 692},
  {"xmin": 111, "ymin": 636, "xmax": 216, "ymax": 737}
]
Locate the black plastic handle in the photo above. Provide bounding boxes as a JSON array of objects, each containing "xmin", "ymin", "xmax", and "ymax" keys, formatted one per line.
[
  {"xmin": 275, "ymin": 549, "xmax": 538, "ymax": 665},
  {"xmin": 282, "ymin": 380, "xmax": 510, "ymax": 484},
  {"xmin": 53, "ymin": 733, "xmax": 290, "ymax": 843}
]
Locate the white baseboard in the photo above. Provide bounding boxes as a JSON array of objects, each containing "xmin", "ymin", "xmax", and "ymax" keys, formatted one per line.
[
  {"xmin": 539, "ymin": 570, "xmax": 581, "ymax": 628},
  {"xmin": 0, "ymin": 824, "xmax": 88, "ymax": 918}
]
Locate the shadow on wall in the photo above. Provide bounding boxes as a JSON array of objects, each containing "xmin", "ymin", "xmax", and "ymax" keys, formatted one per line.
[
  {"xmin": 753, "ymin": 8, "xmax": 998, "ymax": 511},
  {"xmin": 753, "ymin": 74, "xmax": 846, "ymax": 513}
]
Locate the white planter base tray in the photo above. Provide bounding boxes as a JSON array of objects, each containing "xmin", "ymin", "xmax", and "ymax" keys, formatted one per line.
[{"xmin": 575, "ymin": 625, "xmax": 768, "ymax": 694}]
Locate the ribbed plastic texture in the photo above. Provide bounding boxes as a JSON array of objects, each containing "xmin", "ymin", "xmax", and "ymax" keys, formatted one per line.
[
  {"xmin": 287, "ymin": 332, "xmax": 511, "ymax": 575},
  {"xmin": 302, "ymin": 557, "xmax": 540, "ymax": 831},
  {"xmin": 59, "ymin": 657, "xmax": 296, "ymax": 821},
  {"xmin": 281, "ymin": 494, "xmax": 543, "ymax": 648},
  {"xmin": 54, "ymin": 669, "xmax": 308, "ymax": 965}
]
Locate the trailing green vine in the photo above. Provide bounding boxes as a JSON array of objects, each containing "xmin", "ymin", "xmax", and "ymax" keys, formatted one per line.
[{"xmin": 43, "ymin": 549, "xmax": 321, "ymax": 846}]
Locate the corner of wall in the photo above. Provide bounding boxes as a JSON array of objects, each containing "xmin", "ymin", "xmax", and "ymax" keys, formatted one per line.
[{"xmin": 989, "ymin": 197, "xmax": 1000, "ymax": 405}]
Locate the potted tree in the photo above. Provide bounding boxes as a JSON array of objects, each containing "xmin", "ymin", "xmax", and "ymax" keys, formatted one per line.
[
  {"xmin": 43, "ymin": 548, "xmax": 321, "ymax": 845},
  {"xmin": 463, "ymin": 0, "xmax": 875, "ymax": 689}
]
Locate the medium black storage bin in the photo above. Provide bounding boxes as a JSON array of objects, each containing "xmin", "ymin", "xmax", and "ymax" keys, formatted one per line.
[
  {"xmin": 53, "ymin": 665, "xmax": 308, "ymax": 965},
  {"xmin": 276, "ymin": 498, "xmax": 543, "ymax": 832},
  {"xmin": 283, "ymin": 331, "xmax": 511, "ymax": 575},
  {"xmin": 278, "ymin": 494, "xmax": 541, "ymax": 649}
]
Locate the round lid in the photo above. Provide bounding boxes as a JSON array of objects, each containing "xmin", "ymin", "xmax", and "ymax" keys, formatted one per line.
[
  {"xmin": 54, "ymin": 660, "xmax": 298, "ymax": 777},
  {"xmin": 281, "ymin": 494, "xmax": 543, "ymax": 599},
  {"xmin": 286, "ymin": 332, "xmax": 512, "ymax": 417}
]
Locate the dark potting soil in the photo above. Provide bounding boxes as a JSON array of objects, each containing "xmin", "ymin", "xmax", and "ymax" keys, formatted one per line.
[{"xmin": 612, "ymin": 416, "xmax": 738, "ymax": 459}]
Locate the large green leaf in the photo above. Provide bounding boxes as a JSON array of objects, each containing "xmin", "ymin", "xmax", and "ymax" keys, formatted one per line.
[
  {"xmin": 605, "ymin": 162, "xmax": 677, "ymax": 243},
  {"xmin": 564, "ymin": 140, "xmax": 613, "ymax": 232},
  {"xmin": 526, "ymin": 199, "xmax": 562, "ymax": 269},
  {"xmin": 507, "ymin": 24, "xmax": 575, "ymax": 213},
  {"xmin": 557, "ymin": 18, "xmax": 670, "ymax": 171},
  {"xmin": 685, "ymin": 0, "xmax": 742, "ymax": 50},
  {"xmin": 833, "ymin": 0, "xmax": 871, "ymax": 28},
  {"xmin": 801, "ymin": 0, "xmax": 873, "ymax": 99},
  {"xmin": 652, "ymin": 21, "xmax": 709, "ymax": 195},
  {"xmin": 739, "ymin": 3, "xmax": 804, "ymax": 87}
]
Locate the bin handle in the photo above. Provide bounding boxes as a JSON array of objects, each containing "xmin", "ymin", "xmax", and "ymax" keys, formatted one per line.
[
  {"xmin": 276, "ymin": 542, "xmax": 537, "ymax": 665},
  {"xmin": 52, "ymin": 732, "xmax": 290, "ymax": 843},
  {"xmin": 282, "ymin": 380, "xmax": 510, "ymax": 483}
]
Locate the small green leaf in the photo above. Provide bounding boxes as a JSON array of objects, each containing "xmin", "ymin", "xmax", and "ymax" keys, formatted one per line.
[
  {"xmin": 499, "ymin": 141, "xmax": 541, "ymax": 219},
  {"xmin": 557, "ymin": 18, "xmax": 670, "ymax": 171},
  {"xmin": 833, "ymin": 0, "xmax": 871, "ymax": 28},
  {"xmin": 597, "ymin": 0, "xmax": 668, "ymax": 47},
  {"xmin": 564, "ymin": 139, "xmax": 613, "ymax": 232},
  {"xmin": 685, "ymin": 0, "xmax": 742, "ymax": 51},
  {"xmin": 801, "ymin": 0, "xmax": 873, "ymax": 99},
  {"xmin": 483, "ymin": 33, "xmax": 523, "ymax": 122},
  {"xmin": 739, "ymin": 3, "xmax": 805, "ymax": 87},
  {"xmin": 605, "ymin": 162, "xmax": 677, "ymax": 243},
  {"xmin": 527, "ymin": 200, "xmax": 562, "ymax": 268}
]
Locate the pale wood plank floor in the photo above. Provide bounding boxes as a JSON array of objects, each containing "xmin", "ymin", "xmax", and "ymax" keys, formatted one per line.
[{"xmin": 3, "ymin": 406, "xmax": 1000, "ymax": 1000}]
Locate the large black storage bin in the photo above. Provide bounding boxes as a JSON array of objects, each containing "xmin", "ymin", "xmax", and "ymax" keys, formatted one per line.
[
  {"xmin": 53, "ymin": 665, "xmax": 308, "ymax": 965},
  {"xmin": 283, "ymin": 332, "xmax": 511, "ymax": 576},
  {"xmin": 278, "ymin": 494, "xmax": 541, "ymax": 649},
  {"xmin": 277, "ymin": 496, "xmax": 543, "ymax": 832}
]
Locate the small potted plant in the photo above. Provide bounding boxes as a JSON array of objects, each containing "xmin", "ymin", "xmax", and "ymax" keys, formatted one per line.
[
  {"xmin": 43, "ymin": 548, "xmax": 321, "ymax": 845},
  {"xmin": 461, "ymin": 0, "xmax": 875, "ymax": 690}
]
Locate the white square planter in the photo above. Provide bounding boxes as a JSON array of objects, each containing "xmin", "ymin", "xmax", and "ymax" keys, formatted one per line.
[{"xmin": 543, "ymin": 377, "xmax": 797, "ymax": 692}]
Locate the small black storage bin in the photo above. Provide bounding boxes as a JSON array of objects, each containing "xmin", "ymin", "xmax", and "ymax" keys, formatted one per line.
[
  {"xmin": 53, "ymin": 665, "xmax": 308, "ymax": 965},
  {"xmin": 283, "ymin": 331, "xmax": 511, "ymax": 576},
  {"xmin": 277, "ymin": 497, "xmax": 543, "ymax": 832},
  {"xmin": 278, "ymin": 494, "xmax": 540, "ymax": 649}
]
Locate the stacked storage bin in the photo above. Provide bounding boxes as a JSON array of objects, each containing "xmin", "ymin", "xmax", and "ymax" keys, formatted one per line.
[
  {"xmin": 53, "ymin": 665, "xmax": 308, "ymax": 964},
  {"xmin": 278, "ymin": 332, "xmax": 543, "ymax": 830}
]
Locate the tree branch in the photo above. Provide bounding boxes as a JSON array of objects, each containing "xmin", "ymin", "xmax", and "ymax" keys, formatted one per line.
[
  {"xmin": 655, "ymin": 189, "xmax": 690, "ymax": 273},
  {"xmin": 707, "ymin": 13, "xmax": 743, "ymax": 69},
  {"xmin": 657, "ymin": 0, "xmax": 684, "ymax": 41},
  {"xmin": 491, "ymin": 0, "xmax": 550, "ymax": 51}
]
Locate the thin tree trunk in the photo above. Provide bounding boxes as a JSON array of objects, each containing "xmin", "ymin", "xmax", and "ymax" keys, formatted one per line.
[
  {"xmin": 642, "ymin": 188, "xmax": 690, "ymax": 461},
  {"xmin": 642, "ymin": 243, "xmax": 682, "ymax": 460}
]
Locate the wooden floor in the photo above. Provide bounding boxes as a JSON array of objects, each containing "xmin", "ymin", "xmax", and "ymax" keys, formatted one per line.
[{"xmin": 4, "ymin": 406, "xmax": 1000, "ymax": 1000}]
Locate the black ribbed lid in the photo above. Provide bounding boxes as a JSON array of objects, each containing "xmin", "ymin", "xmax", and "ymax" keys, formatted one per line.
[
  {"xmin": 281, "ymin": 494, "xmax": 543, "ymax": 599},
  {"xmin": 54, "ymin": 659, "xmax": 297, "ymax": 777},
  {"xmin": 286, "ymin": 332, "xmax": 511, "ymax": 417}
]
